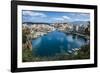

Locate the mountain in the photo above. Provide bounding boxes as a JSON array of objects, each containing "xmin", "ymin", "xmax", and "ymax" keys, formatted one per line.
[
  {"xmin": 70, "ymin": 21, "xmax": 89, "ymax": 25},
  {"xmin": 22, "ymin": 22, "xmax": 69, "ymax": 25},
  {"xmin": 22, "ymin": 22, "xmax": 51, "ymax": 25}
]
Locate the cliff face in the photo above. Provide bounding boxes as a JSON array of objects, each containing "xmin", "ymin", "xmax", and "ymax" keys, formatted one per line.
[
  {"xmin": 22, "ymin": 27, "xmax": 32, "ymax": 51},
  {"xmin": 22, "ymin": 40, "xmax": 32, "ymax": 51}
]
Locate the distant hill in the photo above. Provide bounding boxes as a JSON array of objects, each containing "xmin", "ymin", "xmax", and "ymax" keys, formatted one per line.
[
  {"xmin": 22, "ymin": 21, "xmax": 90, "ymax": 26},
  {"xmin": 22, "ymin": 22, "xmax": 69, "ymax": 25},
  {"xmin": 22, "ymin": 22, "xmax": 50, "ymax": 25},
  {"xmin": 70, "ymin": 21, "xmax": 90, "ymax": 25}
]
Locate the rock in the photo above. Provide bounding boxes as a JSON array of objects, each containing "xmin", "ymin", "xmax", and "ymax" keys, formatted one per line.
[{"xmin": 22, "ymin": 40, "xmax": 32, "ymax": 51}]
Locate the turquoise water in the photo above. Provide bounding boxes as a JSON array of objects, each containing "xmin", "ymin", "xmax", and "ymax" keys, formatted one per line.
[{"xmin": 32, "ymin": 30, "xmax": 88, "ymax": 57}]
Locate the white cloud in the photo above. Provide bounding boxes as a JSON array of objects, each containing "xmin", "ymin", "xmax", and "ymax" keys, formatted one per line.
[
  {"xmin": 53, "ymin": 16, "xmax": 71, "ymax": 22},
  {"xmin": 54, "ymin": 16, "xmax": 70, "ymax": 21},
  {"xmin": 79, "ymin": 13, "xmax": 89, "ymax": 16},
  {"xmin": 23, "ymin": 11, "xmax": 47, "ymax": 17},
  {"xmin": 62, "ymin": 16, "xmax": 70, "ymax": 19},
  {"xmin": 74, "ymin": 18, "xmax": 90, "ymax": 21},
  {"xmin": 53, "ymin": 18, "xmax": 64, "ymax": 21}
]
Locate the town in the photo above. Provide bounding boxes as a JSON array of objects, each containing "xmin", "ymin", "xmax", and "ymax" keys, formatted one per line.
[{"xmin": 22, "ymin": 22, "xmax": 90, "ymax": 40}]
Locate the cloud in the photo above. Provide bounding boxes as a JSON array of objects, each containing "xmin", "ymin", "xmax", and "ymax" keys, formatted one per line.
[
  {"xmin": 74, "ymin": 18, "xmax": 90, "ymax": 21},
  {"xmin": 68, "ymin": 13, "xmax": 89, "ymax": 17},
  {"xmin": 22, "ymin": 11, "xmax": 47, "ymax": 17},
  {"xmin": 53, "ymin": 15, "xmax": 70, "ymax": 22},
  {"xmin": 62, "ymin": 16, "xmax": 70, "ymax": 19},
  {"xmin": 67, "ymin": 13, "xmax": 90, "ymax": 21},
  {"xmin": 79, "ymin": 13, "xmax": 89, "ymax": 16},
  {"xmin": 74, "ymin": 13, "xmax": 90, "ymax": 21},
  {"xmin": 53, "ymin": 17, "xmax": 64, "ymax": 21}
]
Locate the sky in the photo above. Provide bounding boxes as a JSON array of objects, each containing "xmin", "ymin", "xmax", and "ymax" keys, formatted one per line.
[{"xmin": 22, "ymin": 10, "xmax": 90, "ymax": 23}]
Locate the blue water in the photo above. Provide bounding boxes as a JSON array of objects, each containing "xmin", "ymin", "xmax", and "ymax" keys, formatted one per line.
[{"xmin": 32, "ymin": 30, "xmax": 88, "ymax": 57}]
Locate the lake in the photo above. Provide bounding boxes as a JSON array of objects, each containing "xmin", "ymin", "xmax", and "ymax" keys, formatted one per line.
[{"xmin": 32, "ymin": 30, "xmax": 88, "ymax": 57}]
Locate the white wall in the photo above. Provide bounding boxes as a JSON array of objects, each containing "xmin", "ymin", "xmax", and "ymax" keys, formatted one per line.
[{"xmin": 0, "ymin": 0, "xmax": 99, "ymax": 73}]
